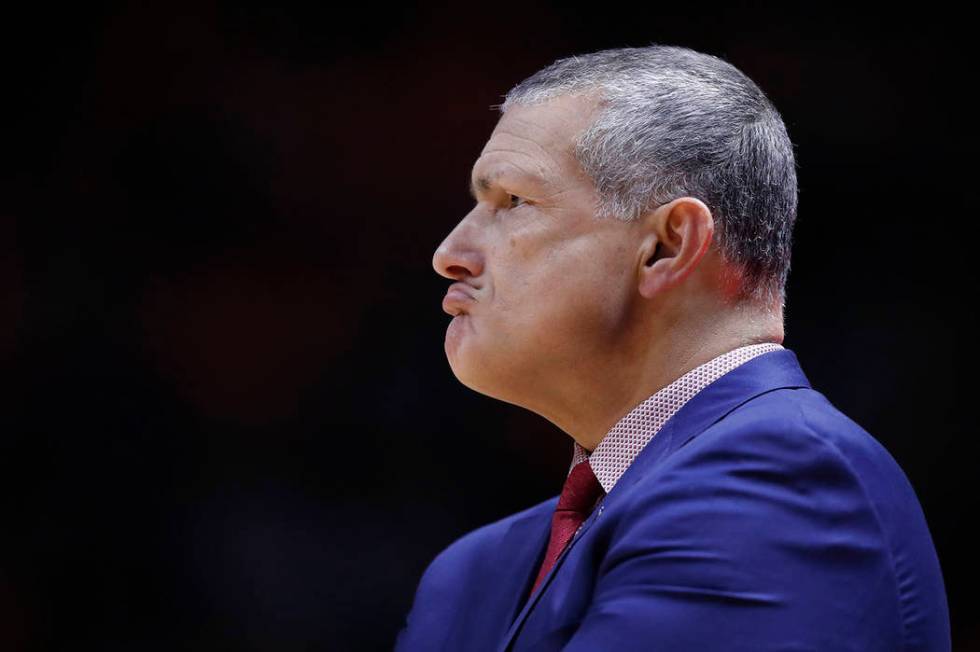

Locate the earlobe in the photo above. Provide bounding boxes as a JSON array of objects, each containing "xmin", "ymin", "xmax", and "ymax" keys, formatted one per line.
[{"xmin": 638, "ymin": 254, "xmax": 672, "ymax": 299}]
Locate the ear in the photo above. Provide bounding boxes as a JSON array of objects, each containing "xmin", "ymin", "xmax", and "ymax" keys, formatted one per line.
[{"xmin": 637, "ymin": 197, "xmax": 714, "ymax": 299}]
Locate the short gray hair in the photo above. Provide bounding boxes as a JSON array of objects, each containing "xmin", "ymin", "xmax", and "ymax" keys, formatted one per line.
[{"xmin": 499, "ymin": 44, "xmax": 799, "ymax": 308}]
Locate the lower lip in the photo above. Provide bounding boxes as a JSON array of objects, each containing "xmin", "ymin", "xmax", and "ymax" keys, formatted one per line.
[{"xmin": 442, "ymin": 289, "xmax": 474, "ymax": 313}]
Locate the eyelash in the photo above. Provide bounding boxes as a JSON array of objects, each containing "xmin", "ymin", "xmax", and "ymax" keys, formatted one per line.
[{"xmin": 508, "ymin": 194, "xmax": 528, "ymax": 210}]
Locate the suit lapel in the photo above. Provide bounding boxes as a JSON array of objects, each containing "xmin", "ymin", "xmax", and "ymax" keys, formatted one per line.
[
  {"xmin": 497, "ymin": 348, "xmax": 811, "ymax": 651},
  {"xmin": 489, "ymin": 497, "xmax": 557, "ymax": 632}
]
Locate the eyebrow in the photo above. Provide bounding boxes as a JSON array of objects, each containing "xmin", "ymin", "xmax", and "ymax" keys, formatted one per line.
[
  {"xmin": 469, "ymin": 168, "xmax": 545, "ymax": 200},
  {"xmin": 469, "ymin": 174, "xmax": 492, "ymax": 200}
]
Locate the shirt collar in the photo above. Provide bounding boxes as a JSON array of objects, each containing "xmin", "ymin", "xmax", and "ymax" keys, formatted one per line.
[{"xmin": 568, "ymin": 342, "xmax": 784, "ymax": 494}]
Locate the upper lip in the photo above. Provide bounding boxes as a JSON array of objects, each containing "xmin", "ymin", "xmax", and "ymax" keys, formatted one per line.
[{"xmin": 442, "ymin": 282, "xmax": 478, "ymax": 315}]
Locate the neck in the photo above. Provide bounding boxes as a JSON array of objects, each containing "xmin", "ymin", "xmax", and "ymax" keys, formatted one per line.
[{"xmin": 545, "ymin": 300, "xmax": 784, "ymax": 452}]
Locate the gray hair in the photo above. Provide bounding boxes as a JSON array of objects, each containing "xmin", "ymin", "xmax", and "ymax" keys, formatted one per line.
[{"xmin": 499, "ymin": 44, "xmax": 799, "ymax": 309}]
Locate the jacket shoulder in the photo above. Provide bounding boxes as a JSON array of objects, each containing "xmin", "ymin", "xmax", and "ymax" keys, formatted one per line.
[
  {"xmin": 556, "ymin": 385, "xmax": 949, "ymax": 650},
  {"xmin": 395, "ymin": 496, "xmax": 557, "ymax": 650},
  {"xmin": 664, "ymin": 385, "xmax": 951, "ymax": 650}
]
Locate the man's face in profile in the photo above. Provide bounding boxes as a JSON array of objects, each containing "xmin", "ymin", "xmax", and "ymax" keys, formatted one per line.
[{"xmin": 432, "ymin": 93, "xmax": 641, "ymax": 410}]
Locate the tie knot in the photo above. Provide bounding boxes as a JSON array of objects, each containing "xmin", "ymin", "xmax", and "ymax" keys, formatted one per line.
[{"xmin": 557, "ymin": 459, "xmax": 604, "ymax": 513}]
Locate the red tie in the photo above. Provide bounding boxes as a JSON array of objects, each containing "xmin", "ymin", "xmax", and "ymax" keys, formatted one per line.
[{"xmin": 530, "ymin": 459, "xmax": 605, "ymax": 596}]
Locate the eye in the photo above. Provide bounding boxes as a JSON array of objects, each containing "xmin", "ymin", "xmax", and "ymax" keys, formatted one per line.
[{"xmin": 508, "ymin": 194, "xmax": 528, "ymax": 210}]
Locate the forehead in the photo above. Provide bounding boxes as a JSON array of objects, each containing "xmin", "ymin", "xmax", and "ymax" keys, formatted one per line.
[{"xmin": 471, "ymin": 93, "xmax": 599, "ymax": 189}]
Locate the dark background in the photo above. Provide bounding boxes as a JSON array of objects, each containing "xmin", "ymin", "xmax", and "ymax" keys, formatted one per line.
[{"xmin": 1, "ymin": 1, "xmax": 973, "ymax": 650}]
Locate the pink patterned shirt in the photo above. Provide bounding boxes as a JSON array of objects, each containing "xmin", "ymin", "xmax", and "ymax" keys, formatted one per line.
[{"xmin": 568, "ymin": 342, "xmax": 784, "ymax": 502}]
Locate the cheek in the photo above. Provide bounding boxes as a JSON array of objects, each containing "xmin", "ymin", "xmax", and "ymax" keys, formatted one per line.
[
  {"xmin": 490, "ymin": 229, "xmax": 627, "ymax": 336},
  {"xmin": 544, "ymin": 251, "xmax": 630, "ymax": 336},
  {"xmin": 528, "ymin": 264, "xmax": 617, "ymax": 340}
]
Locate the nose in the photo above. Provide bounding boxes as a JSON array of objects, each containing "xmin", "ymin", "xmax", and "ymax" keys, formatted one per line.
[{"xmin": 432, "ymin": 220, "xmax": 484, "ymax": 281}]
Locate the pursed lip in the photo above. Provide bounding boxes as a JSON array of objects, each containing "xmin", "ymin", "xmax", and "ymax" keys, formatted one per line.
[{"xmin": 442, "ymin": 282, "xmax": 477, "ymax": 316}]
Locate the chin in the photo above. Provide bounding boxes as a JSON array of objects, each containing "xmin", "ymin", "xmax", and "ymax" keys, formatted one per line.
[
  {"xmin": 444, "ymin": 320, "xmax": 528, "ymax": 403},
  {"xmin": 445, "ymin": 316, "xmax": 482, "ymax": 386},
  {"xmin": 446, "ymin": 345, "xmax": 496, "ymax": 396},
  {"xmin": 447, "ymin": 353, "xmax": 488, "ymax": 394},
  {"xmin": 449, "ymin": 355, "xmax": 527, "ymax": 411}
]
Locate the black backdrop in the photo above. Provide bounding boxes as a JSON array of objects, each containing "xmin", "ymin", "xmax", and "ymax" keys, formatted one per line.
[{"xmin": 1, "ymin": 2, "xmax": 973, "ymax": 650}]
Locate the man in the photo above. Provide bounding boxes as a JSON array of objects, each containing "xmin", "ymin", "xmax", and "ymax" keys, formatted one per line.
[{"xmin": 395, "ymin": 44, "xmax": 950, "ymax": 651}]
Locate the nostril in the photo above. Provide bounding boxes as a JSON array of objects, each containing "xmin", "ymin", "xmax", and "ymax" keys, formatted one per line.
[
  {"xmin": 446, "ymin": 265, "xmax": 470, "ymax": 278},
  {"xmin": 433, "ymin": 247, "xmax": 483, "ymax": 281}
]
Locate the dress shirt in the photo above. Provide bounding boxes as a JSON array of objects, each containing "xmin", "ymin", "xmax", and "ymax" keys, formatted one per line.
[{"xmin": 567, "ymin": 342, "xmax": 784, "ymax": 517}]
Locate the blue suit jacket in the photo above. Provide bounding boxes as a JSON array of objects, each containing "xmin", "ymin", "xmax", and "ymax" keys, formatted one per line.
[{"xmin": 395, "ymin": 348, "xmax": 951, "ymax": 651}]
